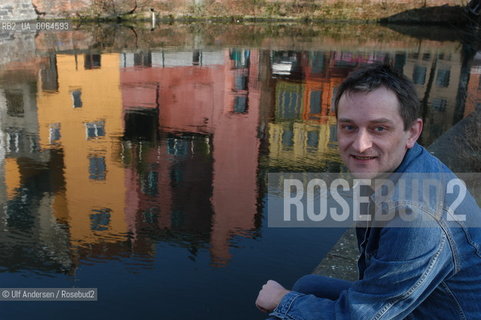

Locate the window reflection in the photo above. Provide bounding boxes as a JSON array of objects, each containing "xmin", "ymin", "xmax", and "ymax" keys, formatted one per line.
[
  {"xmin": 278, "ymin": 90, "xmax": 301, "ymax": 120},
  {"xmin": 170, "ymin": 166, "xmax": 184, "ymax": 187},
  {"xmin": 71, "ymin": 90, "xmax": 83, "ymax": 108},
  {"xmin": 5, "ymin": 90, "xmax": 24, "ymax": 117},
  {"xmin": 432, "ymin": 98, "xmax": 447, "ymax": 112},
  {"xmin": 409, "ymin": 52, "xmax": 419, "ymax": 59},
  {"xmin": 413, "ymin": 65, "xmax": 427, "ymax": 85},
  {"xmin": 271, "ymin": 51, "xmax": 298, "ymax": 76},
  {"xmin": 307, "ymin": 131, "xmax": 319, "ymax": 149},
  {"xmin": 438, "ymin": 53, "xmax": 452, "ymax": 61},
  {"xmin": 282, "ymin": 127, "xmax": 294, "ymax": 149},
  {"xmin": 310, "ymin": 52, "xmax": 325, "ymax": 74},
  {"xmin": 84, "ymin": 54, "xmax": 101, "ymax": 70},
  {"xmin": 89, "ymin": 156, "xmax": 106, "ymax": 180},
  {"xmin": 5, "ymin": 129, "xmax": 21, "ymax": 153},
  {"xmin": 142, "ymin": 207, "xmax": 159, "ymax": 224},
  {"xmin": 85, "ymin": 121, "xmax": 105, "ymax": 139},
  {"xmin": 310, "ymin": 90, "xmax": 322, "ymax": 114},
  {"xmin": 234, "ymin": 73, "xmax": 248, "ymax": 91},
  {"xmin": 90, "ymin": 208, "xmax": 111, "ymax": 231},
  {"xmin": 394, "ymin": 53, "xmax": 406, "ymax": 73},
  {"xmin": 134, "ymin": 51, "xmax": 152, "ymax": 67},
  {"xmin": 233, "ymin": 96, "xmax": 248, "ymax": 113},
  {"xmin": 436, "ymin": 69, "xmax": 451, "ymax": 88},
  {"xmin": 123, "ymin": 109, "xmax": 159, "ymax": 142},
  {"xmin": 192, "ymin": 49, "xmax": 201, "ymax": 66},
  {"xmin": 41, "ymin": 53, "xmax": 59, "ymax": 92},
  {"xmin": 328, "ymin": 124, "xmax": 338, "ymax": 149},
  {"xmin": 28, "ymin": 135, "xmax": 39, "ymax": 153},
  {"xmin": 167, "ymin": 137, "xmax": 190, "ymax": 156},
  {"xmin": 229, "ymin": 49, "xmax": 250, "ymax": 69},
  {"xmin": 49, "ymin": 123, "xmax": 61, "ymax": 144},
  {"xmin": 141, "ymin": 171, "xmax": 158, "ymax": 196}
]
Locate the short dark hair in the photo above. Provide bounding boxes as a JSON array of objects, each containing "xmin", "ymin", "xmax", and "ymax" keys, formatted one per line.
[{"xmin": 334, "ymin": 64, "xmax": 420, "ymax": 130}]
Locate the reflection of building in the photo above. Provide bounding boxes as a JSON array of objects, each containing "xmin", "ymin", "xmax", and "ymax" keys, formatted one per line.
[
  {"xmin": 0, "ymin": 79, "xmax": 43, "ymax": 161},
  {"xmin": 120, "ymin": 49, "xmax": 261, "ymax": 266},
  {"xmin": 331, "ymin": 51, "xmax": 387, "ymax": 68},
  {"xmin": 303, "ymin": 51, "xmax": 355, "ymax": 122},
  {"xmin": 271, "ymin": 51, "xmax": 303, "ymax": 77},
  {"xmin": 0, "ymin": 38, "xmax": 472, "ymax": 273},
  {"xmin": 404, "ymin": 45, "xmax": 462, "ymax": 145},
  {"xmin": 210, "ymin": 50, "xmax": 261, "ymax": 265},
  {"xmin": 465, "ymin": 51, "xmax": 481, "ymax": 117},
  {"xmin": 268, "ymin": 46, "xmax": 467, "ymax": 159},
  {"xmin": 36, "ymin": 53, "xmax": 128, "ymax": 247},
  {"xmin": 122, "ymin": 135, "xmax": 214, "ymax": 259},
  {"xmin": 267, "ymin": 50, "xmax": 358, "ymax": 169},
  {"xmin": 0, "ymin": 60, "xmax": 71, "ymax": 272},
  {"xmin": 0, "ymin": 79, "xmax": 44, "ymax": 230},
  {"xmin": 268, "ymin": 121, "xmax": 338, "ymax": 169}
]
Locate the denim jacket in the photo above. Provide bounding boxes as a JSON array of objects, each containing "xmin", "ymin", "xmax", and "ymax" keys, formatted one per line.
[{"xmin": 269, "ymin": 143, "xmax": 481, "ymax": 319}]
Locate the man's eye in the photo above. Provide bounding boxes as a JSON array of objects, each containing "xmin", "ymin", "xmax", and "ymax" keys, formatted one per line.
[
  {"xmin": 373, "ymin": 127, "xmax": 386, "ymax": 132},
  {"xmin": 341, "ymin": 125, "xmax": 355, "ymax": 131}
]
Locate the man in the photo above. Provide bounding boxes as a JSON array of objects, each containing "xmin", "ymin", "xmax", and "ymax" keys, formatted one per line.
[{"xmin": 256, "ymin": 64, "xmax": 481, "ymax": 319}]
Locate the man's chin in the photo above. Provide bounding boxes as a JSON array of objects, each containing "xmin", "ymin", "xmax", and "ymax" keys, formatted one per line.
[{"xmin": 349, "ymin": 171, "xmax": 380, "ymax": 180}]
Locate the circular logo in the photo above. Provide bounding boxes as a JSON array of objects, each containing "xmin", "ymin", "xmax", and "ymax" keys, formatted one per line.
[{"xmin": 2, "ymin": 290, "xmax": 10, "ymax": 298}]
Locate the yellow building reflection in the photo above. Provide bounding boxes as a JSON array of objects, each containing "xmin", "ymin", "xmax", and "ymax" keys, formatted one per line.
[
  {"xmin": 4, "ymin": 158, "xmax": 21, "ymax": 199},
  {"xmin": 268, "ymin": 78, "xmax": 340, "ymax": 169},
  {"xmin": 268, "ymin": 120, "xmax": 338, "ymax": 167},
  {"xmin": 36, "ymin": 53, "xmax": 127, "ymax": 246}
]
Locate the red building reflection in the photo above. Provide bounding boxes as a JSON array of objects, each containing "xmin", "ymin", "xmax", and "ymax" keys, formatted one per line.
[
  {"xmin": 465, "ymin": 51, "xmax": 481, "ymax": 117},
  {"xmin": 120, "ymin": 49, "xmax": 261, "ymax": 266}
]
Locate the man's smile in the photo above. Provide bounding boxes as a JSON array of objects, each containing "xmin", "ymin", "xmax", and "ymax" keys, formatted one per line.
[{"xmin": 351, "ymin": 155, "xmax": 378, "ymax": 161}]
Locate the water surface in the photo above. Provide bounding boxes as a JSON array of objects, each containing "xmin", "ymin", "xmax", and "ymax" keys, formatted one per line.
[{"xmin": 0, "ymin": 22, "xmax": 480, "ymax": 319}]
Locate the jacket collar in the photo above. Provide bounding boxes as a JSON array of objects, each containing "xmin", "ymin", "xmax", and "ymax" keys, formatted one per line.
[{"xmin": 394, "ymin": 142, "xmax": 423, "ymax": 173}]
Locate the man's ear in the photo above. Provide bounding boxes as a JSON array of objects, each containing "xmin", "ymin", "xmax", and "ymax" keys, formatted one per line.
[{"xmin": 406, "ymin": 118, "xmax": 423, "ymax": 149}]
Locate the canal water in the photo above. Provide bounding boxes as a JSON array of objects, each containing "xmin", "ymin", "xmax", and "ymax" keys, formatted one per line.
[{"xmin": 0, "ymin": 22, "xmax": 480, "ymax": 319}]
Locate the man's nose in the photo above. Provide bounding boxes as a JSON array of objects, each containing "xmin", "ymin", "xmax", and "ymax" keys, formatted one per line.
[{"xmin": 352, "ymin": 129, "xmax": 372, "ymax": 153}]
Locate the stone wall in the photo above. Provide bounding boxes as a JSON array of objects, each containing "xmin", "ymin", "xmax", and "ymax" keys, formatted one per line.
[
  {"xmin": 0, "ymin": 0, "xmax": 37, "ymax": 21},
  {"xmin": 311, "ymin": 0, "xmax": 464, "ymax": 4},
  {"xmin": 32, "ymin": 0, "xmax": 92, "ymax": 19},
  {"xmin": 0, "ymin": 0, "xmax": 469, "ymax": 21}
]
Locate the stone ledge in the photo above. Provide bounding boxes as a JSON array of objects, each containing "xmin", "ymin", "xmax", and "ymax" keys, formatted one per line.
[{"xmin": 313, "ymin": 228, "xmax": 359, "ymax": 281}]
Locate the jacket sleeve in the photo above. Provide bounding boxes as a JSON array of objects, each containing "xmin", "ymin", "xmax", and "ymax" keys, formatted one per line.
[{"xmin": 268, "ymin": 220, "xmax": 454, "ymax": 320}]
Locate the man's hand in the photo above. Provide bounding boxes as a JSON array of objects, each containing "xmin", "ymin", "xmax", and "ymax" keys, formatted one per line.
[{"xmin": 255, "ymin": 280, "xmax": 290, "ymax": 313}]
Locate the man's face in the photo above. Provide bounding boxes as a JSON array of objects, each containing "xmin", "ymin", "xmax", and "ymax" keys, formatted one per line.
[{"xmin": 337, "ymin": 87, "xmax": 421, "ymax": 179}]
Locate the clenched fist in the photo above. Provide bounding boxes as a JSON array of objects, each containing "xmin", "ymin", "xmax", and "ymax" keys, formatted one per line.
[{"xmin": 255, "ymin": 280, "xmax": 290, "ymax": 313}]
